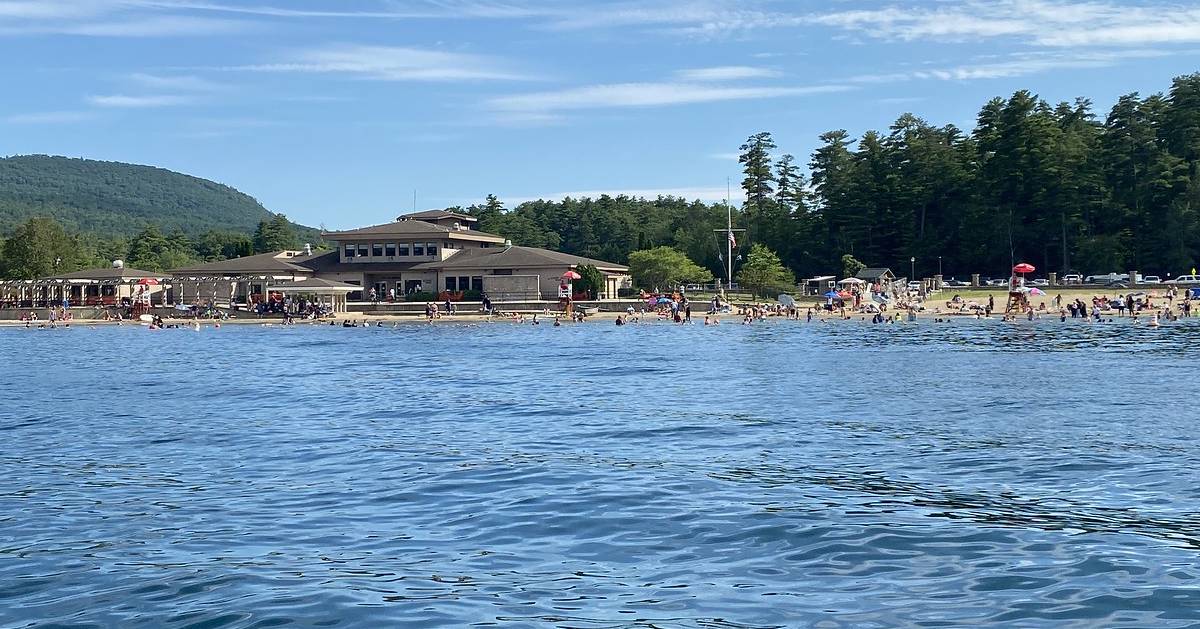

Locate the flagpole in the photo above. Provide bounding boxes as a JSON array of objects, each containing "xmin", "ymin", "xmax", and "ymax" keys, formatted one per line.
[{"xmin": 726, "ymin": 177, "xmax": 733, "ymax": 289}]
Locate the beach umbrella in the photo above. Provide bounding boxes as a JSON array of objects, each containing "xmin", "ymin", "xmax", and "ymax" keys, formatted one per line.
[
  {"xmin": 561, "ymin": 270, "xmax": 582, "ymax": 280},
  {"xmin": 1030, "ymin": 287, "xmax": 1045, "ymax": 296},
  {"xmin": 656, "ymin": 296, "xmax": 674, "ymax": 304},
  {"xmin": 137, "ymin": 278, "xmax": 160, "ymax": 286},
  {"xmin": 1013, "ymin": 263, "xmax": 1036, "ymax": 274},
  {"xmin": 824, "ymin": 290, "xmax": 840, "ymax": 298}
]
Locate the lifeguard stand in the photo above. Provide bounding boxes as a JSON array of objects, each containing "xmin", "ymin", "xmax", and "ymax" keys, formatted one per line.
[{"xmin": 1005, "ymin": 262, "xmax": 1037, "ymax": 315}]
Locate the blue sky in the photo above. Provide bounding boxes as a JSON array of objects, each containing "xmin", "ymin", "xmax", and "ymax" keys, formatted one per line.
[{"xmin": 2, "ymin": 0, "xmax": 1199, "ymax": 229}]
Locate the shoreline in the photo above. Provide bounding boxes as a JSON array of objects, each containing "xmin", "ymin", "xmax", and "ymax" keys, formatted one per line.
[{"xmin": 2, "ymin": 307, "xmax": 1192, "ymax": 328}]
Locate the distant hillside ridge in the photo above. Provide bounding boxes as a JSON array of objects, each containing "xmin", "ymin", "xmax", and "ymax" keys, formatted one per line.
[{"xmin": 0, "ymin": 154, "xmax": 318, "ymax": 241}]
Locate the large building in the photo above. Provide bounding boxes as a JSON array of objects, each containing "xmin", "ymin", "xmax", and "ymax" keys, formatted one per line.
[{"xmin": 167, "ymin": 210, "xmax": 631, "ymax": 304}]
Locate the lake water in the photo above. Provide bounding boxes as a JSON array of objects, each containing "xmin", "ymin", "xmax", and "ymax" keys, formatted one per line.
[{"xmin": 2, "ymin": 319, "xmax": 1199, "ymax": 628}]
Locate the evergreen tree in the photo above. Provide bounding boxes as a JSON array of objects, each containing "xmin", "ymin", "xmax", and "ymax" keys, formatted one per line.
[
  {"xmin": 253, "ymin": 214, "xmax": 299, "ymax": 253},
  {"xmin": 739, "ymin": 132, "xmax": 777, "ymax": 219}
]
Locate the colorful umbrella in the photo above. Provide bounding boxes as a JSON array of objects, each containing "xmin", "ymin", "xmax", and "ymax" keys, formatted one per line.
[
  {"xmin": 561, "ymin": 270, "xmax": 582, "ymax": 280},
  {"xmin": 1013, "ymin": 263, "xmax": 1036, "ymax": 274},
  {"xmin": 824, "ymin": 290, "xmax": 840, "ymax": 298},
  {"xmin": 137, "ymin": 278, "xmax": 160, "ymax": 285},
  {"xmin": 1030, "ymin": 287, "xmax": 1045, "ymax": 296}
]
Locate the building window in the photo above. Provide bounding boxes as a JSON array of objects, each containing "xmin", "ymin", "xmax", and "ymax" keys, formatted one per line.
[
  {"xmin": 458, "ymin": 276, "xmax": 470, "ymax": 291},
  {"xmin": 372, "ymin": 243, "xmax": 384, "ymax": 257},
  {"xmin": 445, "ymin": 277, "xmax": 457, "ymax": 291},
  {"xmin": 471, "ymin": 276, "xmax": 483, "ymax": 291},
  {"xmin": 413, "ymin": 243, "xmax": 425, "ymax": 256},
  {"xmin": 357, "ymin": 244, "xmax": 368, "ymax": 258},
  {"xmin": 398, "ymin": 243, "xmax": 410, "ymax": 257},
  {"xmin": 344, "ymin": 245, "xmax": 356, "ymax": 259},
  {"xmin": 427, "ymin": 242, "xmax": 438, "ymax": 256},
  {"xmin": 385, "ymin": 243, "xmax": 396, "ymax": 257},
  {"xmin": 481, "ymin": 242, "xmax": 491, "ymax": 248}
]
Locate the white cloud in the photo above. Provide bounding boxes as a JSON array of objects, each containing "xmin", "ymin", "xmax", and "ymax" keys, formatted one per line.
[
  {"xmin": 134, "ymin": 0, "xmax": 546, "ymax": 19},
  {"xmin": 810, "ymin": 0, "xmax": 1200, "ymax": 47},
  {"xmin": 539, "ymin": 1, "xmax": 801, "ymax": 35},
  {"xmin": 128, "ymin": 73, "xmax": 224, "ymax": 90},
  {"xmin": 0, "ymin": 0, "xmax": 250, "ymax": 38},
  {"xmin": 0, "ymin": 0, "xmax": 116, "ymax": 20},
  {"xmin": 850, "ymin": 49, "xmax": 1176, "ymax": 84},
  {"xmin": 4, "ymin": 110, "xmax": 97, "ymax": 124},
  {"xmin": 237, "ymin": 44, "xmax": 529, "ymax": 81},
  {"xmin": 490, "ymin": 82, "xmax": 850, "ymax": 112},
  {"xmin": 675, "ymin": 65, "xmax": 780, "ymax": 81},
  {"xmin": 87, "ymin": 94, "xmax": 194, "ymax": 107}
]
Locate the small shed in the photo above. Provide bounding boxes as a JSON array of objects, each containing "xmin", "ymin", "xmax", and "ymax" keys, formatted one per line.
[
  {"xmin": 856, "ymin": 268, "xmax": 896, "ymax": 284},
  {"xmin": 804, "ymin": 275, "xmax": 836, "ymax": 296}
]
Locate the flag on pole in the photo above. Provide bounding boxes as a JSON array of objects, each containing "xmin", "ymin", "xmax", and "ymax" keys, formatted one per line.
[{"xmin": 728, "ymin": 230, "xmax": 737, "ymax": 248}]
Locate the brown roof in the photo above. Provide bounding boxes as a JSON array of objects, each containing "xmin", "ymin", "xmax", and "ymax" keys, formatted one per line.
[
  {"xmin": 322, "ymin": 220, "xmax": 503, "ymax": 241},
  {"xmin": 293, "ymin": 250, "xmax": 424, "ymax": 274},
  {"xmin": 397, "ymin": 209, "xmax": 477, "ymax": 222},
  {"xmin": 411, "ymin": 245, "xmax": 628, "ymax": 272},
  {"xmin": 49, "ymin": 266, "xmax": 165, "ymax": 281},
  {"xmin": 168, "ymin": 251, "xmax": 313, "ymax": 275}
]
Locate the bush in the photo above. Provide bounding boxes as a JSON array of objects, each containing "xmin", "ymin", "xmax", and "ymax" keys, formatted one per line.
[{"xmin": 403, "ymin": 291, "xmax": 438, "ymax": 302}]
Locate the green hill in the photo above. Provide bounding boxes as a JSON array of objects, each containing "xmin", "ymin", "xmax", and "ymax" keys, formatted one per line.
[{"xmin": 0, "ymin": 155, "xmax": 318, "ymax": 241}]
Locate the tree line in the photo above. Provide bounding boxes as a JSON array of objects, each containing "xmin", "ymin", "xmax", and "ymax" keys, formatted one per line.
[
  {"xmin": 450, "ymin": 73, "xmax": 1200, "ymax": 284},
  {"xmin": 0, "ymin": 214, "xmax": 301, "ymax": 279}
]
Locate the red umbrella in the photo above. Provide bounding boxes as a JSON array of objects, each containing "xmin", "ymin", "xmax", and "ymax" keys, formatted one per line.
[
  {"xmin": 137, "ymin": 278, "xmax": 160, "ymax": 286},
  {"xmin": 561, "ymin": 270, "xmax": 581, "ymax": 280},
  {"xmin": 1013, "ymin": 263, "xmax": 1036, "ymax": 274}
]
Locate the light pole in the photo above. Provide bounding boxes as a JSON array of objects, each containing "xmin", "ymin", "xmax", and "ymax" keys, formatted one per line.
[
  {"xmin": 938, "ymin": 256, "xmax": 943, "ymax": 277},
  {"xmin": 910, "ymin": 256, "xmax": 915, "ymax": 281}
]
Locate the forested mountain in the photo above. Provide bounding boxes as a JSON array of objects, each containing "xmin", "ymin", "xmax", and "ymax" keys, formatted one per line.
[
  {"xmin": 456, "ymin": 72, "xmax": 1200, "ymax": 280},
  {"xmin": 0, "ymin": 155, "xmax": 317, "ymax": 241}
]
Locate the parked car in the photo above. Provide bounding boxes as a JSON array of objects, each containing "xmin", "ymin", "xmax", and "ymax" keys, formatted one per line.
[
  {"xmin": 1141, "ymin": 275, "xmax": 1162, "ymax": 284},
  {"xmin": 907, "ymin": 281, "xmax": 921, "ymax": 291},
  {"xmin": 986, "ymin": 278, "xmax": 1008, "ymax": 287},
  {"xmin": 1168, "ymin": 275, "xmax": 1200, "ymax": 285},
  {"xmin": 1061, "ymin": 273, "xmax": 1083, "ymax": 284},
  {"xmin": 1030, "ymin": 278, "xmax": 1049, "ymax": 286},
  {"xmin": 946, "ymin": 279, "xmax": 971, "ymax": 287},
  {"xmin": 1106, "ymin": 280, "xmax": 1129, "ymax": 288}
]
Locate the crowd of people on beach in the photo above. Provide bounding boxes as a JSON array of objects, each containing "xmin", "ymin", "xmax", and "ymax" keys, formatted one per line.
[{"xmin": 10, "ymin": 279, "xmax": 1200, "ymax": 331}]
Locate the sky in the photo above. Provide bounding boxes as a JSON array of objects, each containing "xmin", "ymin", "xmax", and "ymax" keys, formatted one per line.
[{"xmin": 2, "ymin": 0, "xmax": 1199, "ymax": 230}]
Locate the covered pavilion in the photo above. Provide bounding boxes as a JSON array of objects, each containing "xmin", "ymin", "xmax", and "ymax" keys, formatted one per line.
[
  {"xmin": 265, "ymin": 277, "xmax": 360, "ymax": 314},
  {"xmin": 0, "ymin": 265, "xmax": 167, "ymax": 308}
]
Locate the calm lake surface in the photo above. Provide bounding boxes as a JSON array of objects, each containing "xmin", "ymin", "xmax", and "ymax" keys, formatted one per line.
[{"xmin": 2, "ymin": 319, "xmax": 1199, "ymax": 628}]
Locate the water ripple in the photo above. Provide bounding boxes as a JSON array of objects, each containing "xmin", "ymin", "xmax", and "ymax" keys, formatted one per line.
[{"xmin": 1, "ymin": 320, "xmax": 1199, "ymax": 628}]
